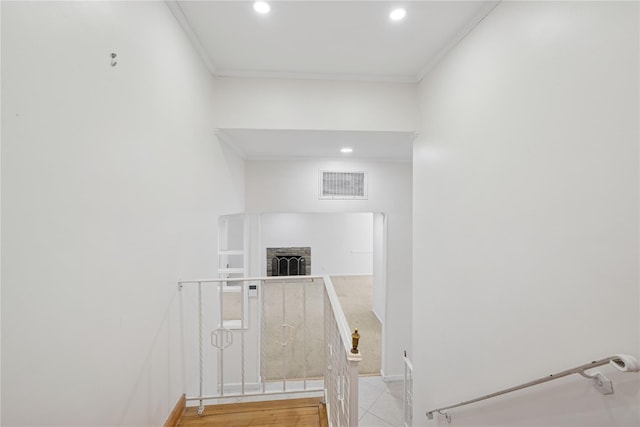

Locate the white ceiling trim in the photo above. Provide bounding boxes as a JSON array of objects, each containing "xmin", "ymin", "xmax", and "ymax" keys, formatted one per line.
[
  {"xmin": 240, "ymin": 155, "xmax": 413, "ymax": 163},
  {"xmin": 165, "ymin": 0, "xmax": 217, "ymax": 74},
  {"xmin": 214, "ymin": 68, "xmax": 418, "ymax": 84},
  {"xmin": 416, "ymin": 0, "xmax": 502, "ymax": 82}
]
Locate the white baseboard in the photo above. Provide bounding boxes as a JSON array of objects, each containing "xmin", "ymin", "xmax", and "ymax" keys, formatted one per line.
[
  {"xmin": 380, "ymin": 370, "xmax": 403, "ymax": 382},
  {"xmin": 371, "ymin": 308, "xmax": 383, "ymax": 324}
]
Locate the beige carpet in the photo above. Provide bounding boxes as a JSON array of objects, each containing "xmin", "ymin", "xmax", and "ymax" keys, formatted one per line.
[
  {"xmin": 330, "ymin": 275, "xmax": 381, "ymax": 376},
  {"xmin": 261, "ymin": 275, "xmax": 381, "ymax": 380}
]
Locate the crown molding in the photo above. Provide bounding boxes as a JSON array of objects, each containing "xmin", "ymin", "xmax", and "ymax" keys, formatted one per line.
[
  {"xmin": 165, "ymin": 0, "xmax": 415, "ymax": 84},
  {"xmin": 214, "ymin": 68, "xmax": 418, "ymax": 84},
  {"xmin": 164, "ymin": 0, "xmax": 217, "ymax": 75},
  {"xmin": 167, "ymin": 0, "xmax": 500, "ymax": 85},
  {"xmin": 243, "ymin": 155, "xmax": 412, "ymax": 164},
  {"xmin": 416, "ymin": 0, "xmax": 502, "ymax": 82}
]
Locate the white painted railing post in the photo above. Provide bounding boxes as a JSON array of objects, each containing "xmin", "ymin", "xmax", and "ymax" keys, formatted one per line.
[{"xmin": 348, "ymin": 352, "xmax": 362, "ymax": 427}]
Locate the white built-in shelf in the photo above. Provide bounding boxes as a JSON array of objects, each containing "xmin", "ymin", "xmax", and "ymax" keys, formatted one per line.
[
  {"xmin": 219, "ymin": 250, "xmax": 244, "ymax": 256},
  {"xmin": 218, "ymin": 268, "xmax": 245, "ymax": 274}
]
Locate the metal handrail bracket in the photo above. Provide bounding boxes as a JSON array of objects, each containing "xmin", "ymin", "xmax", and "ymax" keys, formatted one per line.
[{"xmin": 425, "ymin": 354, "xmax": 640, "ymax": 423}]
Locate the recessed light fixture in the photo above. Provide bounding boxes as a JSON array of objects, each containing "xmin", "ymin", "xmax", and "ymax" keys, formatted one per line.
[
  {"xmin": 341, "ymin": 147, "xmax": 353, "ymax": 154},
  {"xmin": 390, "ymin": 8, "xmax": 406, "ymax": 21},
  {"xmin": 253, "ymin": 1, "xmax": 270, "ymax": 14}
]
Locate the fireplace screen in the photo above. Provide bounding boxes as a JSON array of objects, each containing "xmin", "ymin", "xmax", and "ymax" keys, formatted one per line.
[
  {"xmin": 266, "ymin": 247, "xmax": 311, "ymax": 276},
  {"xmin": 272, "ymin": 255, "xmax": 306, "ymax": 276}
]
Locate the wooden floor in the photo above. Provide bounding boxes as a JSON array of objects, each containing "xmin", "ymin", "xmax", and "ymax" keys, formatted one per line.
[{"xmin": 179, "ymin": 397, "xmax": 328, "ymax": 427}]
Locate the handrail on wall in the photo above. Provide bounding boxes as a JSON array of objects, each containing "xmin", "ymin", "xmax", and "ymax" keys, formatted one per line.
[{"xmin": 425, "ymin": 354, "xmax": 640, "ymax": 423}]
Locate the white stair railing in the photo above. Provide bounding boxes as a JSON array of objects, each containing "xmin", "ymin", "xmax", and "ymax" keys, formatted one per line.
[
  {"xmin": 178, "ymin": 275, "xmax": 360, "ymax": 426},
  {"xmin": 323, "ymin": 276, "xmax": 361, "ymax": 427},
  {"xmin": 403, "ymin": 352, "xmax": 414, "ymax": 427}
]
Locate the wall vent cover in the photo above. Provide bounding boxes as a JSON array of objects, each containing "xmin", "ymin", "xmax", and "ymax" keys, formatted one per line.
[{"xmin": 319, "ymin": 171, "xmax": 368, "ymax": 200}]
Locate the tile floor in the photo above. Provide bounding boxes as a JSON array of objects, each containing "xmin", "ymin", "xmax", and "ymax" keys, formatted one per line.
[{"xmin": 358, "ymin": 375, "xmax": 404, "ymax": 427}]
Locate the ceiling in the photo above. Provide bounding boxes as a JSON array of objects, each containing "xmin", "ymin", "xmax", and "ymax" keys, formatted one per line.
[
  {"xmin": 171, "ymin": 1, "xmax": 498, "ymax": 83},
  {"xmin": 167, "ymin": 1, "xmax": 499, "ymax": 161}
]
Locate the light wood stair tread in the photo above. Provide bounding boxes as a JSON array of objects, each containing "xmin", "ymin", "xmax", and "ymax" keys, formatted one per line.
[{"xmin": 179, "ymin": 397, "xmax": 327, "ymax": 427}]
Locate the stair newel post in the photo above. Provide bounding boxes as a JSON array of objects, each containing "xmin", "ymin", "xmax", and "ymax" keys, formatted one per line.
[{"xmin": 348, "ymin": 329, "xmax": 362, "ymax": 427}]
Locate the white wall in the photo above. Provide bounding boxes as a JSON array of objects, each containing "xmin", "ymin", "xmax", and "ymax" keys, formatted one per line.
[
  {"xmin": 1, "ymin": 2, "xmax": 244, "ymax": 426},
  {"xmin": 372, "ymin": 212, "xmax": 386, "ymax": 322},
  {"xmin": 246, "ymin": 158, "xmax": 412, "ymax": 378},
  {"xmin": 260, "ymin": 212, "xmax": 373, "ymax": 276},
  {"xmin": 414, "ymin": 2, "xmax": 639, "ymax": 426},
  {"xmin": 212, "ymin": 76, "xmax": 418, "ymax": 132}
]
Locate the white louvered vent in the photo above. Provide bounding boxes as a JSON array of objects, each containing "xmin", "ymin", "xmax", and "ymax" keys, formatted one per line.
[{"xmin": 319, "ymin": 171, "xmax": 368, "ymax": 200}]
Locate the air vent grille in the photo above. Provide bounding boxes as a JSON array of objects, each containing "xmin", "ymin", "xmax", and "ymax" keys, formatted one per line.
[{"xmin": 319, "ymin": 171, "xmax": 368, "ymax": 199}]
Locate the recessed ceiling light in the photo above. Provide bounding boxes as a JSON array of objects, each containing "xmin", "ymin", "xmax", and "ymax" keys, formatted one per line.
[
  {"xmin": 341, "ymin": 148, "xmax": 353, "ymax": 154},
  {"xmin": 253, "ymin": 1, "xmax": 270, "ymax": 14},
  {"xmin": 390, "ymin": 8, "xmax": 406, "ymax": 21}
]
